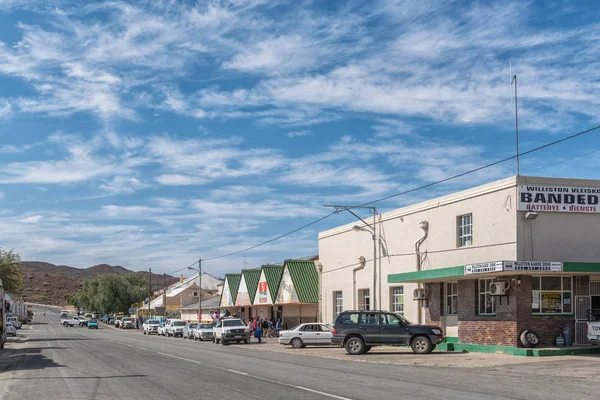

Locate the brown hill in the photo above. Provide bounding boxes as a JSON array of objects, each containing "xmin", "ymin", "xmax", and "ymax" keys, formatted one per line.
[{"xmin": 19, "ymin": 261, "xmax": 179, "ymax": 306}]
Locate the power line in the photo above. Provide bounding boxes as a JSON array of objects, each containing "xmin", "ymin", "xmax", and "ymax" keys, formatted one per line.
[
  {"xmin": 170, "ymin": 123, "xmax": 600, "ymax": 270},
  {"xmin": 524, "ymin": 147, "xmax": 600, "ymax": 174},
  {"xmin": 165, "ymin": 260, "xmax": 201, "ymax": 276}
]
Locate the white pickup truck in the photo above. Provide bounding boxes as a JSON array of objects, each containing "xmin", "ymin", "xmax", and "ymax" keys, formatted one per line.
[
  {"xmin": 587, "ymin": 321, "xmax": 600, "ymax": 343},
  {"xmin": 213, "ymin": 318, "xmax": 250, "ymax": 345},
  {"xmin": 62, "ymin": 316, "xmax": 88, "ymax": 327},
  {"xmin": 143, "ymin": 319, "xmax": 161, "ymax": 335}
]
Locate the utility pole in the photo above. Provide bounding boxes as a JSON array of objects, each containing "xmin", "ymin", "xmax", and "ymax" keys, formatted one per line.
[
  {"xmin": 148, "ymin": 268, "xmax": 151, "ymax": 317},
  {"xmin": 188, "ymin": 259, "xmax": 202, "ymax": 322},
  {"xmin": 163, "ymin": 273, "xmax": 166, "ymax": 318},
  {"xmin": 511, "ymin": 74, "xmax": 520, "ymax": 175}
]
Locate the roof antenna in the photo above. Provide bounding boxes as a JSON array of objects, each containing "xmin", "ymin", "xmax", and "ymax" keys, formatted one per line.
[{"xmin": 510, "ymin": 66, "xmax": 520, "ymax": 176}]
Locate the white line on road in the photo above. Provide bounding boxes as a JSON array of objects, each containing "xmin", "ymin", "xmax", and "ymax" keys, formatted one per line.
[
  {"xmin": 139, "ymin": 348, "xmax": 147, "ymax": 351},
  {"xmin": 158, "ymin": 352, "xmax": 354, "ymax": 400}
]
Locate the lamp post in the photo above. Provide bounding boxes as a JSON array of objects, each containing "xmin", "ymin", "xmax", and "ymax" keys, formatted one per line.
[
  {"xmin": 188, "ymin": 258, "xmax": 202, "ymax": 322},
  {"xmin": 324, "ymin": 205, "xmax": 377, "ymax": 310}
]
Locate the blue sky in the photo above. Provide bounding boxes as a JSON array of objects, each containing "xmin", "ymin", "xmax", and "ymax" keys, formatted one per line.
[{"xmin": 1, "ymin": 0, "xmax": 600, "ymax": 275}]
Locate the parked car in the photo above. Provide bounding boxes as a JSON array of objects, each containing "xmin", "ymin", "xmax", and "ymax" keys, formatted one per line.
[
  {"xmin": 60, "ymin": 313, "xmax": 69, "ymax": 321},
  {"xmin": 114, "ymin": 316, "xmax": 124, "ymax": 328},
  {"xmin": 120, "ymin": 317, "xmax": 135, "ymax": 329},
  {"xmin": 7, "ymin": 316, "xmax": 21, "ymax": 329},
  {"xmin": 91, "ymin": 312, "xmax": 100, "ymax": 320},
  {"xmin": 213, "ymin": 318, "xmax": 250, "ymax": 345},
  {"xmin": 60, "ymin": 310, "xmax": 69, "ymax": 317},
  {"xmin": 143, "ymin": 319, "xmax": 161, "ymax": 335},
  {"xmin": 87, "ymin": 320, "xmax": 99, "ymax": 329},
  {"xmin": 183, "ymin": 322, "xmax": 198, "ymax": 339},
  {"xmin": 6, "ymin": 322, "xmax": 17, "ymax": 337},
  {"xmin": 331, "ymin": 310, "xmax": 445, "ymax": 355},
  {"xmin": 278, "ymin": 323, "xmax": 334, "ymax": 348},
  {"xmin": 166, "ymin": 319, "xmax": 186, "ymax": 337},
  {"xmin": 157, "ymin": 322, "xmax": 167, "ymax": 336},
  {"xmin": 193, "ymin": 322, "xmax": 215, "ymax": 341}
]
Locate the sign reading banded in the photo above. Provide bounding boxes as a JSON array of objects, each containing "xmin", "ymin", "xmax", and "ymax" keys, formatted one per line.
[{"xmin": 518, "ymin": 185, "xmax": 600, "ymax": 213}]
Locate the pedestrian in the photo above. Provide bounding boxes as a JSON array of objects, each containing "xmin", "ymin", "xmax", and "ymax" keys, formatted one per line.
[
  {"xmin": 262, "ymin": 319, "xmax": 268, "ymax": 337},
  {"xmin": 283, "ymin": 322, "xmax": 288, "ymax": 330},
  {"xmin": 276, "ymin": 319, "xmax": 282, "ymax": 330},
  {"xmin": 255, "ymin": 324, "xmax": 262, "ymax": 343},
  {"xmin": 247, "ymin": 319, "xmax": 254, "ymax": 337},
  {"xmin": 253, "ymin": 318, "xmax": 258, "ymax": 332},
  {"xmin": 267, "ymin": 319, "xmax": 273, "ymax": 336}
]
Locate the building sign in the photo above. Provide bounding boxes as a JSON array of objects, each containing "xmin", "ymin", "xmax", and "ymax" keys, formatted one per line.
[
  {"xmin": 258, "ymin": 282, "xmax": 268, "ymax": 304},
  {"xmin": 220, "ymin": 281, "xmax": 234, "ymax": 307},
  {"xmin": 504, "ymin": 261, "xmax": 562, "ymax": 272},
  {"xmin": 465, "ymin": 261, "xmax": 563, "ymax": 275},
  {"xmin": 276, "ymin": 267, "xmax": 299, "ymax": 304},
  {"xmin": 518, "ymin": 185, "xmax": 600, "ymax": 213},
  {"xmin": 235, "ymin": 275, "xmax": 251, "ymax": 306},
  {"xmin": 465, "ymin": 261, "xmax": 504, "ymax": 275}
]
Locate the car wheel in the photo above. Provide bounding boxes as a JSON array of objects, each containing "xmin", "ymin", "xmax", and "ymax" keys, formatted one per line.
[
  {"xmin": 345, "ymin": 337, "xmax": 365, "ymax": 355},
  {"xmin": 194, "ymin": 336, "xmax": 198, "ymax": 341},
  {"xmin": 63, "ymin": 322, "xmax": 68, "ymax": 327},
  {"xmin": 291, "ymin": 337, "xmax": 304, "ymax": 349},
  {"xmin": 221, "ymin": 339, "xmax": 228, "ymax": 345},
  {"xmin": 143, "ymin": 330, "xmax": 146, "ymax": 335},
  {"xmin": 411, "ymin": 335, "xmax": 433, "ymax": 354},
  {"xmin": 215, "ymin": 337, "xmax": 220, "ymax": 344},
  {"xmin": 520, "ymin": 330, "xmax": 540, "ymax": 348},
  {"xmin": 244, "ymin": 338, "xmax": 249, "ymax": 344}
]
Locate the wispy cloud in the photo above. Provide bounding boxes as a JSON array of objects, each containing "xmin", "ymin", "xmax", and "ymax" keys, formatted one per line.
[{"xmin": 287, "ymin": 130, "xmax": 311, "ymax": 138}]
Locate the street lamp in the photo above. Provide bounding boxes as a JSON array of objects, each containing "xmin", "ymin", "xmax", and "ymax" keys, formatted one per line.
[
  {"xmin": 325, "ymin": 205, "xmax": 378, "ymax": 310},
  {"xmin": 188, "ymin": 258, "xmax": 202, "ymax": 322}
]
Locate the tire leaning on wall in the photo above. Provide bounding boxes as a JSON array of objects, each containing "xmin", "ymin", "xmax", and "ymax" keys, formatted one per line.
[{"xmin": 519, "ymin": 329, "xmax": 540, "ymax": 348}]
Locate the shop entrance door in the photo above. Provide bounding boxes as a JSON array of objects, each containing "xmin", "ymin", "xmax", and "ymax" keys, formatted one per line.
[{"xmin": 444, "ymin": 282, "xmax": 459, "ymax": 338}]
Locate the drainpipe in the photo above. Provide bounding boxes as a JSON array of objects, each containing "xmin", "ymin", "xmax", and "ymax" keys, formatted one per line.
[
  {"xmin": 353, "ymin": 256, "xmax": 366, "ymax": 309},
  {"xmin": 317, "ymin": 263, "xmax": 323, "ymax": 322},
  {"xmin": 415, "ymin": 221, "xmax": 429, "ymax": 324}
]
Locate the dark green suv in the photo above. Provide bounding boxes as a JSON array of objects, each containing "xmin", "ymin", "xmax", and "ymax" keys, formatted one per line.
[{"xmin": 331, "ymin": 310, "xmax": 444, "ymax": 355}]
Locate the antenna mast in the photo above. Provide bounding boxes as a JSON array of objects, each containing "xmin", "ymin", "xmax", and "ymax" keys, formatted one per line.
[{"xmin": 511, "ymin": 74, "xmax": 520, "ymax": 176}]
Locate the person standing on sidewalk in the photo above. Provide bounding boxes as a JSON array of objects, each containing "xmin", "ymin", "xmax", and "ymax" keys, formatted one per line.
[
  {"xmin": 255, "ymin": 324, "xmax": 262, "ymax": 343},
  {"xmin": 247, "ymin": 319, "xmax": 254, "ymax": 337}
]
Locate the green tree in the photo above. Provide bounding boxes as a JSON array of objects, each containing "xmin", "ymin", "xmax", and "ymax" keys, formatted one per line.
[
  {"xmin": 73, "ymin": 273, "xmax": 148, "ymax": 314},
  {"xmin": 0, "ymin": 248, "xmax": 23, "ymax": 294}
]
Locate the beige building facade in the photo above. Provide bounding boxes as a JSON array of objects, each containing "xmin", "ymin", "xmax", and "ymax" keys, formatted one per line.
[{"xmin": 319, "ymin": 176, "xmax": 600, "ymax": 347}]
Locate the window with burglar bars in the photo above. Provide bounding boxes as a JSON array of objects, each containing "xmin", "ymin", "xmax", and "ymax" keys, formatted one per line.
[
  {"xmin": 532, "ymin": 276, "xmax": 573, "ymax": 314},
  {"xmin": 333, "ymin": 291, "xmax": 343, "ymax": 320},
  {"xmin": 390, "ymin": 286, "xmax": 404, "ymax": 314},
  {"xmin": 478, "ymin": 278, "xmax": 495, "ymax": 314},
  {"xmin": 358, "ymin": 289, "xmax": 370, "ymax": 311},
  {"xmin": 445, "ymin": 282, "xmax": 458, "ymax": 315},
  {"xmin": 457, "ymin": 213, "xmax": 472, "ymax": 247}
]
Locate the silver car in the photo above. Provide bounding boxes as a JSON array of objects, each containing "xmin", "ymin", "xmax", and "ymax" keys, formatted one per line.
[
  {"xmin": 183, "ymin": 323, "xmax": 198, "ymax": 339},
  {"xmin": 193, "ymin": 323, "xmax": 215, "ymax": 341},
  {"xmin": 278, "ymin": 323, "xmax": 333, "ymax": 348}
]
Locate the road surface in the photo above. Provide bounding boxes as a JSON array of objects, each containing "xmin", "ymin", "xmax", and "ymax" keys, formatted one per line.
[{"xmin": 1, "ymin": 307, "xmax": 599, "ymax": 400}]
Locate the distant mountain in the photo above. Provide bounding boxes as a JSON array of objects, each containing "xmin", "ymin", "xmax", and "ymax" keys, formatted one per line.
[{"xmin": 20, "ymin": 261, "xmax": 180, "ymax": 306}]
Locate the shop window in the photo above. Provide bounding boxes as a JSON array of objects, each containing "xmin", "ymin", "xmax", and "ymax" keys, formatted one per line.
[
  {"xmin": 457, "ymin": 214, "xmax": 473, "ymax": 247},
  {"xmin": 445, "ymin": 282, "xmax": 458, "ymax": 315},
  {"xmin": 358, "ymin": 289, "xmax": 370, "ymax": 311},
  {"xmin": 478, "ymin": 278, "xmax": 495, "ymax": 314},
  {"xmin": 532, "ymin": 276, "xmax": 573, "ymax": 314},
  {"xmin": 333, "ymin": 291, "xmax": 343, "ymax": 320},
  {"xmin": 390, "ymin": 286, "xmax": 404, "ymax": 315}
]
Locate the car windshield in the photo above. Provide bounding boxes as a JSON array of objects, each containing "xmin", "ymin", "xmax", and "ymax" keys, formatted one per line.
[
  {"xmin": 123, "ymin": 318, "xmax": 133, "ymax": 322},
  {"xmin": 147, "ymin": 320, "xmax": 159, "ymax": 324},
  {"xmin": 188, "ymin": 323, "xmax": 198, "ymax": 328},
  {"xmin": 223, "ymin": 320, "xmax": 244, "ymax": 327},
  {"xmin": 199, "ymin": 324, "xmax": 213, "ymax": 329},
  {"xmin": 173, "ymin": 321, "xmax": 185, "ymax": 326},
  {"xmin": 290, "ymin": 324, "xmax": 301, "ymax": 331}
]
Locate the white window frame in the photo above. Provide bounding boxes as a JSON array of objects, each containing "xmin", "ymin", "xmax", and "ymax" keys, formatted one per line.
[
  {"xmin": 457, "ymin": 213, "xmax": 473, "ymax": 247},
  {"xmin": 390, "ymin": 286, "xmax": 404, "ymax": 315},
  {"xmin": 531, "ymin": 276, "xmax": 573, "ymax": 314},
  {"xmin": 358, "ymin": 289, "xmax": 370, "ymax": 311},
  {"xmin": 445, "ymin": 282, "xmax": 458, "ymax": 316},
  {"xmin": 333, "ymin": 291, "xmax": 343, "ymax": 320},
  {"xmin": 478, "ymin": 278, "xmax": 496, "ymax": 315}
]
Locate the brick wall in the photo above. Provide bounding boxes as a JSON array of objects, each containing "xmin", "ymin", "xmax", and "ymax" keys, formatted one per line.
[{"xmin": 424, "ymin": 282, "xmax": 441, "ymax": 326}]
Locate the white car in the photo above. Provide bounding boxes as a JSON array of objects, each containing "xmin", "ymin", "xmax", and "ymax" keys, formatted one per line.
[
  {"xmin": 143, "ymin": 319, "xmax": 161, "ymax": 335},
  {"xmin": 193, "ymin": 322, "xmax": 215, "ymax": 341},
  {"xmin": 157, "ymin": 322, "xmax": 167, "ymax": 336},
  {"xmin": 166, "ymin": 319, "xmax": 186, "ymax": 337},
  {"xmin": 278, "ymin": 323, "xmax": 333, "ymax": 348},
  {"xmin": 213, "ymin": 318, "xmax": 250, "ymax": 345},
  {"xmin": 7, "ymin": 316, "xmax": 22, "ymax": 329},
  {"xmin": 6, "ymin": 322, "xmax": 17, "ymax": 337}
]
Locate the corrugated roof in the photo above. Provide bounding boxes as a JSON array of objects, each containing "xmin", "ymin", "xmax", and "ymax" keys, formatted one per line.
[
  {"xmin": 224, "ymin": 273, "xmax": 241, "ymax": 304},
  {"xmin": 241, "ymin": 269, "xmax": 261, "ymax": 303},
  {"xmin": 178, "ymin": 296, "xmax": 221, "ymax": 310},
  {"xmin": 285, "ymin": 259, "xmax": 319, "ymax": 303},
  {"xmin": 262, "ymin": 265, "xmax": 284, "ymax": 303}
]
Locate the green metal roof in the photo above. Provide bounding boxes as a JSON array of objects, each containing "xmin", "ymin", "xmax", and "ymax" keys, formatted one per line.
[
  {"xmin": 223, "ymin": 273, "xmax": 241, "ymax": 304},
  {"xmin": 241, "ymin": 269, "xmax": 261, "ymax": 303},
  {"xmin": 285, "ymin": 259, "xmax": 319, "ymax": 303},
  {"xmin": 261, "ymin": 265, "xmax": 284, "ymax": 303}
]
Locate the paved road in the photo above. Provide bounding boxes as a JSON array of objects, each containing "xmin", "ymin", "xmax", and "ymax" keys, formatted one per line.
[{"xmin": 1, "ymin": 307, "xmax": 599, "ymax": 400}]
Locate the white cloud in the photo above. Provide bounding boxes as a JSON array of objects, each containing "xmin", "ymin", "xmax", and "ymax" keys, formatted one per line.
[
  {"xmin": 19, "ymin": 215, "xmax": 43, "ymax": 224},
  {"xmin": 287, "ymin": 130, "xmax": 311, "ymax": 138},
  {"xmin": 0, "ymin": 192, "xmax": 4, "ymax": 200},
  {"xmin": 0, "ymin": 99, "xmax": 11, "ymax": 118},
  {"xmin": 155, "ymin": 174, "xmax": 209, "ymax": 186},
  {"xmin": 99, "ymin": 176, "xmax": 151, "ymax": 194}
]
